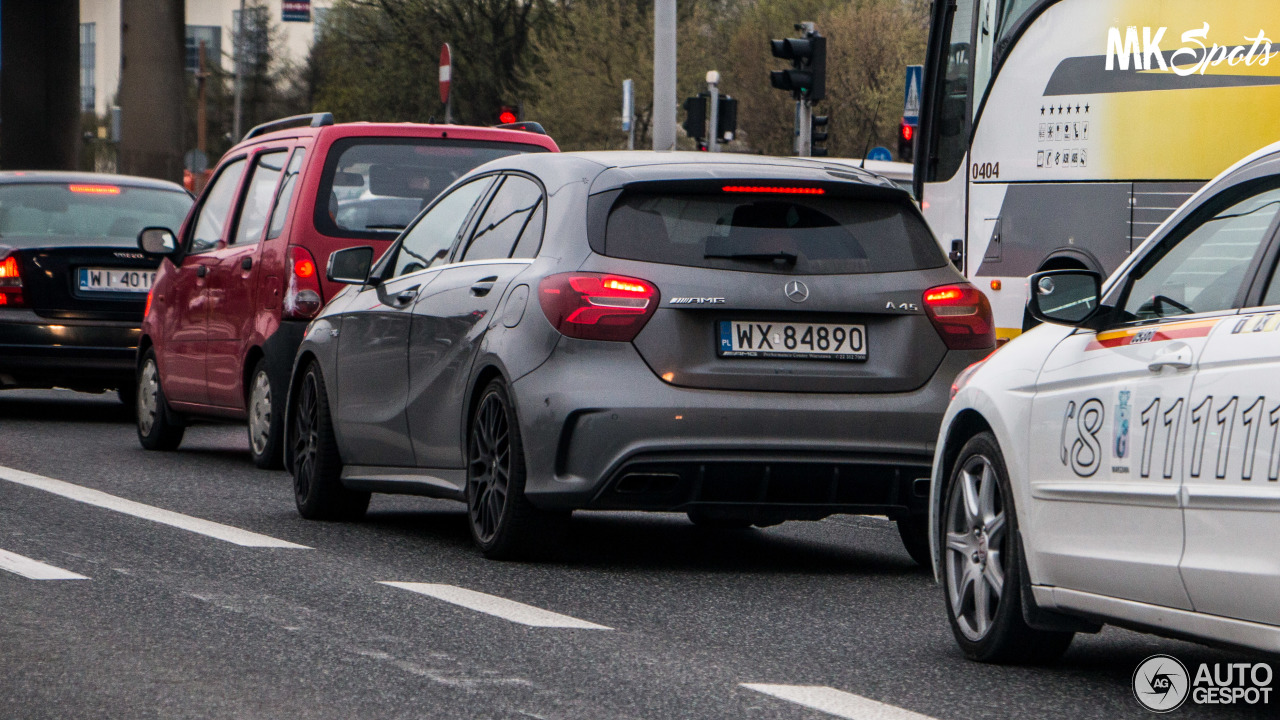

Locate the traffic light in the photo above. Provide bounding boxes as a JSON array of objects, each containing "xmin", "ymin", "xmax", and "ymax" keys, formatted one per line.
[
  {"xmin": 716, "ymin": 96, "xmax": 738, "ymax": 142},
  {"xmin": 682, "ymin": 94, "xmax": 707, "ymax": 141},
  {"xmin": 769, "ymin": 31, "xmax": 826, "ymax": 101},
  {"xmin": 811, "ymin": 115, "xmax": 829, "ymax": 157},
  {"xmin": 899, "ymin": 120, "xmax": 916, "ymax": 163},
  {"xmin": 497, "ymin": 105, "xmax": 519, "ymax": 125}
]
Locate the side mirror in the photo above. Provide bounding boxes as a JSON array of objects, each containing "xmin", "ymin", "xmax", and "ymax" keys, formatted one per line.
[
  {"xmin": 138, "ymin": 227, "xmax": 178, "ymax": 255},
  {"xmin": 1028, "ymin": 269, "xmax": 1103, "ymax": 327},
  {"xmin": 327, "ymin": 246, "xmax": 375, "ymax": 285},
  {"xmin": 949, "ymin": 239, "xmax": 964, "ymax": 269}
]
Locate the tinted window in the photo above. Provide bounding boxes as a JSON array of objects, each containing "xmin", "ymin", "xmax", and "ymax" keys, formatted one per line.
[
  {"xmin": 462, "ymin": 176, "xmax": 543, "ymax": 262},
  {"xmin": 233, "ymin": 150, "xmax": 287, "ymax": 246},
  {"xmin": 191, "ymin": 158, "xmax": 247, "ymax": 253},
  {"xmin": 315, "ymin": 137, "xmax": 546, "ymax": 240},
  {"xmin": 603, "ymin": 193, "xmax": 944, "ymax": 275},
  {"xmin": 267, "ymin": 148, "xmax": 306, "ymax": 240},
  {"xmin": 1124, "ymin": 186, "xmax": 1280, "ymax": 321},
  {"xmin": 511, "ymin": 200, "xmax": 545, "ymax": 259},
  {"xmin": 0, "ymin": 183, "xmax": 190, "ymax": 245},
  {"xmin": 391, "ymin": 178, "xmax": 492, "ymax": 278}
]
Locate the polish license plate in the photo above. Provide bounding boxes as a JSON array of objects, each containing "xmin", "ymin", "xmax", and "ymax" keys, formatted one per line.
[
  {"xmin": 78, "ymin": 267, "xmax": 155, "ymax": 293},
  {"xmin": 718, "ymin": 321, "xmax": 867, "ymax": 361}
]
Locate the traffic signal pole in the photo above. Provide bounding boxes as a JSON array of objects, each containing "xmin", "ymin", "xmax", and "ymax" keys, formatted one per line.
[
  {"xmin": 798, "ymin": 100, "xmax": 813, "ymax": 157},
  {"xmin": 707, "ymin": 71, "xmax": 720, "ymax": 153},
  {"xmin": 653, "ymin": 0, "xmax": 678, "ymax": 151}
]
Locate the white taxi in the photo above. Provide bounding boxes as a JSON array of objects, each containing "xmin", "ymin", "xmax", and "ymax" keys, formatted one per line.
[{"xmin": 930, "ymin": 143, "xmax": 1280, "ymax": 662}]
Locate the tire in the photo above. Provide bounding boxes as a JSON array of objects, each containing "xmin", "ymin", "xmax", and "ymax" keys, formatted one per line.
[
  {"xmin": 466, "ymin": 379, "xmax": 567, "ymax": 560},
  {"xmin": 247, "ymin": 358, "xmax": 284, "ymax": 470},
  {"xmin": 686, "ymin": 508, "xmax": 754, "ymax": 530},
  {"xmin": 942, "ymin": 432, "xmax": 1073, "ymax": 664},
  {"xmin": 896, "ymin": 515, "xmax": 932, "ymax": 567},
  {"xmin": 136, "ymin": 348, "xmax": 185, "ymax": 451},
  {"xmin": 291, "ymin": 361, "xmax": 369, "ymax": 521}
]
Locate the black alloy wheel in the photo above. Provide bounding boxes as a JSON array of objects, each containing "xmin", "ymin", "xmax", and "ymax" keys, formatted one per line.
[{"xmin": 292, "ymin": 362, "xmax": 369, "ymax": 521}]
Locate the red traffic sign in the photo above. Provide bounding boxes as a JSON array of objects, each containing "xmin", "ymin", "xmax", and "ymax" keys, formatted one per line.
[{"xmin": 439, "ymin": 43, "xmax": 452, "ymax": 105}]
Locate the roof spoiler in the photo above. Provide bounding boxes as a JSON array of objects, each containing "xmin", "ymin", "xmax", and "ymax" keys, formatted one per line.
[
  {"xmin": 242, "ymin": 112, "xmax": 335, "ymax": 141},
  {"xmin": 495, "ymin": 121, "xmax": 548, "ymax": 135}
]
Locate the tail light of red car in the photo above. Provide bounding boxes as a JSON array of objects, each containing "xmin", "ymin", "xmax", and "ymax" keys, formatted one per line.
[
  {"xmin": 0, "ymin": 254, "xmax": 24, "ymax": 308},
  {"xmin": 283, "ymin": 245, "xmax": 323, "ymax": 320},
  {"xmin": 923, "ymin": 284, "xmax": 994, "ymax": 351},
  {"xmin": 538, "ymin": 272, "xmax": 660, "ymax": 342}
]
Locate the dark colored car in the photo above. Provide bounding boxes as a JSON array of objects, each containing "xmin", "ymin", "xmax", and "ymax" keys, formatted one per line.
[
  {"xmin": 0, "ymin": 172, "xmax": 192, "ymax": 400},
  {"xmin": 285, "ymin": 152, "xmax": 995, "ymax": 559},
  {"xmin": 135, "ymin": 113, "xmax": 558, "ymax": 468}
]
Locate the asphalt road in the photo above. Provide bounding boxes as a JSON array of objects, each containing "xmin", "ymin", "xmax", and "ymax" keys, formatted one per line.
[{"xmin": 1, "ymin": 389, "xmax": 1274, "ymax": 720}]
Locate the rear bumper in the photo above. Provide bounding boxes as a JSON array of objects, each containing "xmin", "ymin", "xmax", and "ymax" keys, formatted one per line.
[
  {"xmin": 0, "ymin": 309, "xmax": 139, "ymax": 389},
  {"xmin": 510, "ymin": 338, "xmax": 984, "ymax": 518}
]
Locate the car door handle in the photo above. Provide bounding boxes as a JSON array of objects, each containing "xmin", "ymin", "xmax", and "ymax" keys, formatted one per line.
[
  {"xmin": 471, "ymin": 276, "xmax": 499, "ymax": 296},
  {"xmin": 1149, "ymin": 344, "xmax": 1193, "ymax": 373},
  {"xmin": 196, "ymin": 265, "xmax": 208, "ymax": 278},
  {"xmin": 241, "ymin": 257, "xmax": 253, "ymax": 271}
]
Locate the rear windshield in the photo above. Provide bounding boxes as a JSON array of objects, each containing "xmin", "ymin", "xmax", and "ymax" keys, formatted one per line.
[
  {"xmin": 0, "ymin": 183, "xmax": 191, "ymax": 244},
  {"xmin": 603, "ymin": 193, "xmax": 945, "ymax": 275},
  {"xmin": 315, "ymin": 137, "xmax": 548, "ymax": 240}
]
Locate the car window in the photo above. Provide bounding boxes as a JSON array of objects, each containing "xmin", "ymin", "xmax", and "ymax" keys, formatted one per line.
[
  {"xmin": 390, "ymin": 177, "xmax": 492, "ymax": 278},
  {"xmin": 0, "ymin": 183, "xmax": 190, "ymax": 243},
  {"xmin": 267, "ymin": 148, "xmax": 306, "ymax": 240},
  {"xmin": 462, "ymin": 175, "xmax": 544, "ymax": 262},
  {"xmin": 233, "ymin": 150, "xmax": 287, "ymax": 246},
  {"xmin": 1123, "ymin": 186, "xmax": 1280, "ymax": 322},
  {"xmin": 190, "ymin": 158, "xmax": 247, "ymax": 253},
  {"xmin": 511, "ymin": 199, "xmax": 545, "ymax": 259}
]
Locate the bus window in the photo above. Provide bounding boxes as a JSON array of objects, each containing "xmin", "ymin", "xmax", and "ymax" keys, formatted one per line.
[
  {"xmin": 972, "ymin": 0, "xmax": 999, "ymax": 120},
  {"xmin": 996, "ymin": 0, "xmax": 1039, "ymax": 44},
  {"xmin": 934, "ymin": 0, "xmax": 977, "ymax": 182}
]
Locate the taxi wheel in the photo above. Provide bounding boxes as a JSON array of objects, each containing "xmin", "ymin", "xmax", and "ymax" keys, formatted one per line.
[
  {"xmin": 943, "ymin": 432, "xmax": 1073, "ymax": 664},
  {"xmin": 292, "ymin": 362, "xmax": 369, "ymax": 521},
  {"xmin": 247, "ymin": 358, "xmax": 283, "ymax": 470},
  {"xmin": 895, "ymin": 515, "xmax": 931, "ymax": 567},
  {"xmin": 136, "ymin": 348, "xmax": 185, "ymax": 451},
  {"xmin": 466, "ymin": 379, "xmax": 567, "ymax": 560}
]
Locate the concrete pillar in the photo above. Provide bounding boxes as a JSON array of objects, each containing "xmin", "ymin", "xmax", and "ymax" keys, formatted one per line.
[
  {"xmin": 118, "ymin": 0, "xmax": 185, "ymax": 182},
  {"xmin": 0, "ymin": 0, "xmax": 82, "ymax": 170}
]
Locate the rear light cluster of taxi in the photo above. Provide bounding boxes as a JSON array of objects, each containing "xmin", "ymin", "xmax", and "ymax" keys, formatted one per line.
[
  {"xmin": 922, "ymin": 284, "xmax": 994, "ymax": 351},
  {"xmin": 538, "ymin": 272, "xmax": 660, "ymax": 342},
  {"xmin": 283, "ymin": 245, "xmax": 323, "ymax": 320},
  {"xmin": 0, "ymin": 254, "xmax": 24, "ymax": 308}
]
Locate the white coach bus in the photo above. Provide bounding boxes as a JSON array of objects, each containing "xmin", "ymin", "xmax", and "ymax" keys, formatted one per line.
[{"xmin": 914, "ymin": 0, "xmax": 1280, "ymax": 340}]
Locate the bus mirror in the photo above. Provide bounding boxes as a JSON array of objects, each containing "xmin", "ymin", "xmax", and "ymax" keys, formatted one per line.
[{"xmin": 1028, "ymin": 269, "xmax": 1102, "ymax": 327}]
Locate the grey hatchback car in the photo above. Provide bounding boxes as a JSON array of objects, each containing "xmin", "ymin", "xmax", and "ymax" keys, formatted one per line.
[{"xmin": 284, "ymin": 152, "xmax": 994, "ymax": 559}]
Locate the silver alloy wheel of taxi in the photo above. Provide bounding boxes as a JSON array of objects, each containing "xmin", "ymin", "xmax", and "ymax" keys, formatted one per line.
[
  {"xmin": 138, "ymin": 358, "xmax": 160, "ymax": 437},
  {"xmin": 945, "ymin": 453, "xmax": 1008, "ymax": 641},
  {"xmin": 249, "ymin": 369, "xmax": 272, "ymax": 456}
]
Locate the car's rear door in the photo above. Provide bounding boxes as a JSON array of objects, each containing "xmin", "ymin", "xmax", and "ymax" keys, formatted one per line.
[
  {"xmin": 1026, "ymin": 180, "xmax": 1280, "ymax": 609},
  {"xmin": 1178, "ymin": 185, "xmax": 1280, "ymax": 626},
  {"xmin": 406, "ymin": 173, "xmax": 543, "ymax": 468},
  {"xmin": 206, "ymin": 146, "xmax": 290, "ymax": 409},
  {"xmin": 333, "ymin": 175, "xmax": 494, "ymax": 467}
]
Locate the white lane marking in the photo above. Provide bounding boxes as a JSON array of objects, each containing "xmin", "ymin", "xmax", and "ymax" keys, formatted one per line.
[
  {"xmin": 742, "ymin": 684, "xmax": 938, "ymax": 720},
  {"xmin": 0, "ymin": 548, "xmax": 88, "ymax": 580},
  {"xmin": 380, "ymin": 582, "xmax": 612, "ymax": 630},
  {"xmin": 0, "ymin": 465, "xmax": 309, "ymax": 549}
]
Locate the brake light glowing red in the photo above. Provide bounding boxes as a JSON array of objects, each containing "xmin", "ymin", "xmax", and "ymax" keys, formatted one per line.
[
  {"xmin": 68, "ymin": 184, "xmax": 121, "ymax": 195},
  {"xmin": 284, "ymin": 246, "xmax": 323, "ymax": 320},
  {"xmin": 0, "ymin": 254, "xmax": 23, "ymax": 307},
  {"xmin": 722, "ymin": 186, "xmax": 825, "ymax": 195},
  {"xmin": 144, "ymin": 288, "xmax": 154, "ymax": 318},
  {"xmin": 922, "ymin": 284, "xmax": 995, "ymax": 351},
  {"xmin": 539, "ymin": 272, "xmax": 660, "ymax": 342}
]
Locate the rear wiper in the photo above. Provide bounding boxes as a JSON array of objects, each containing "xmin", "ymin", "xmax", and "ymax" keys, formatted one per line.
[{"xmin": 704, "ymin": 250, "xmax": 798, "ymax": 264}]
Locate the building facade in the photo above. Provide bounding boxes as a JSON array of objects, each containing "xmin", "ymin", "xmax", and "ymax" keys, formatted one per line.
[{"xmin": 78, "ymin": 0, "xmax": 330, "ymax": 116}]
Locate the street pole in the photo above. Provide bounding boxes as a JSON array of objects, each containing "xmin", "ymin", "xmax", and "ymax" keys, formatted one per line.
[
  {"xmin": 196, "ymin": 41, "xmax": 208, "ymax": 193},
  {"xmin": 652, "ymin": 0, "xmax": 677, "ymax": 151},
  {"xmin": 622, "ymin": 79, "xmax": 635, "ymax": 150},
  {"xmin": 233, "ymin": 0, "xmax": 246, "ymax": 140},
  {"xmin": 798, "ymin": 99, "xmax": 813, "ymax": 157},
  {"xmin": 706, "ymin": 71, "xmax": 720, "ymax": 153}
]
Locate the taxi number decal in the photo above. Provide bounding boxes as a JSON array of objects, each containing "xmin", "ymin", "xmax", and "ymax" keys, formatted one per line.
[{"xmin": 1061, "ymin": 399, "xmax": 1105, "ymax": 477}]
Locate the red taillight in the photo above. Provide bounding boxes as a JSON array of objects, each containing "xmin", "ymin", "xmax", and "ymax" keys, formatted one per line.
[
  {"xmin": 0, "ymin": 254, "xmax": 24, "ymax": 308},
  {"xmin": 144, "ymin": 287, "xmax": 154, "ymax": 318},
  {"xmin": 68, "ymin": 184, "xmax": 121, "ymax": 195},
  {"xmin": 722, "ymin": 186, "xmax": 825, "ymax": 195},
  {"xmin": 538, "ymin": 272, "xmax": 659, "ymax": 342},
  {"xmin": 284, "ymin": 245, "xmax": 323, "ymax": 319},
  {"xmin": 923, "ymin": 283, "xmax": 994, "ymax": 351}
]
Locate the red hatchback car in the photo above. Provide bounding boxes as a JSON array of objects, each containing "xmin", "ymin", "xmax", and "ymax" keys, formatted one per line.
[{"xmin": 135, "ymin": 113, "xmax": 558, "ymax": 467}]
